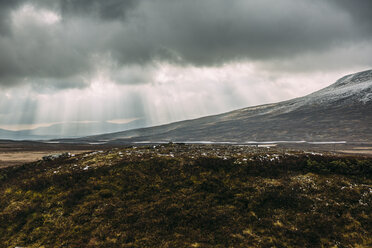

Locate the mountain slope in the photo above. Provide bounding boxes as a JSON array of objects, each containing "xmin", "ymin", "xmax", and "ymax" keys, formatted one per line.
[{"xmin": 80, "ymin": 69, "xmax": 372, "ymax": 143}]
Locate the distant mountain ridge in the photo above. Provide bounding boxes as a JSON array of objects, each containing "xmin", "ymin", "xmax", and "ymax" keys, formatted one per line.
[
  {"xmin": 0, "ymin": 119, "xmax": 147, "ymax": 141},
  {"xmin": 76, "ymin": 69, "xmax": 372, "ymax": 143}
]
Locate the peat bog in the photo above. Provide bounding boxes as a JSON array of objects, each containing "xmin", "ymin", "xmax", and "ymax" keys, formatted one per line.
[{"xmin": 0, "ymin": 144, "xmax": 371, "ymax": 247}]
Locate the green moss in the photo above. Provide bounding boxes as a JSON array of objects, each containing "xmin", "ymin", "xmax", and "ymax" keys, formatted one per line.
[{"xmin": 0, "ymin": 145, "xmax": 371, "ymax": 247}]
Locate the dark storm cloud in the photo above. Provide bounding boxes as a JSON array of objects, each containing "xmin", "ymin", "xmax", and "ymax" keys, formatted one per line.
[
  {"xmin": 0, "ymin": 0, "xmax": 371, "ymax": 89},
  {"xmin": 59, "ymin": 0, "xmax": 137, "ymax": 20},
  {"xmin": 0, "ymin": 0, "xmax": 22, "ymax": 34},
  {"xmin": 110, "ymin": 0, "xmax": 357, "ymax": 65},
  {"xmin": 331, "ymin": 0, "xmax": 372, "ymax": 33}
]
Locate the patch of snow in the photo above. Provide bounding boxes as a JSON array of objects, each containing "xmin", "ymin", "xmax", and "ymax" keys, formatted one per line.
[
  {"xmin": 241, "ymin": 70, "xmax": 372, "ymax": 116},
  {"xmin": 305, "ymin": 152, "xmax": 323, "ymax": 156},
  {"xmin": 308, "ymin": 141, "xmax": 346, "ymax": 144},
  {"xmin": 42, "ymin": 152, "xmax": 71, "ymax": 161},
  {"xmin": 302, "ymin": 70, "xmax": 372, "ymax": 106},
  {"xmin": 360, "ymin": 92, "xmax": 372, "ymax": 104}
]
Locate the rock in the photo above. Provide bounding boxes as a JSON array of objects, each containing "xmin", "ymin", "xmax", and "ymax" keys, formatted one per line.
[{"xmin": 42, "ymin": 152, "xmax": 71, "ymax": 161}]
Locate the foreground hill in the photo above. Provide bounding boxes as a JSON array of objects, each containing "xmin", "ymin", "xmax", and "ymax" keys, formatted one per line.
[
  {"xmin": 79, "ymin": 69, "xmax": 372, "ymax": 143},
  {"xmin": 0, "ymin": 144, "xmax": 371, "ymax": 247}
]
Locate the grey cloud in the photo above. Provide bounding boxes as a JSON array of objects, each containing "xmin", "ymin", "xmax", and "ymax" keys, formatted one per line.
[
  {"xmin": 0, "ymin": 0, "xmax": 371, "ymax": 89},
  {"xmin": 18, "ymin": 98, "xmax": 38, "ymax": 125},
  {"xmin": 109, "ymin": 0, "xmax": 366, "ymax": 65},
  {"xmin": 0, "ymin": 96, "xmax": 38, "ymax": 125},
  {"xmin": 259, "ymin": 41, "xmax": 372, "ymax": 74},
  {"xmin": 331, "ymin": 0, "xmax": 372, "ymax": 34},
  {"xmin": 59, "ymin": 0, "xmax": 138, "ymax": 20},
  {"xmin": 0, "ymin": 0, "xmax": 22, "ymax": 34},
  {"xmin": 112, "ymin": 65, "xmax": 156, "ymax": 85},
  {"xmin": 0, "ymin": 15, "xmax": 107, "ymax": 88},
  {"xmin": 30, "ymin": 78, "xmax": 89, "ymax": 92}
]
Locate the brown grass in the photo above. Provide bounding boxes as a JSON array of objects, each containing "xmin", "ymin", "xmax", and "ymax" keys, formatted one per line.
[
  {"xmin": 0, "ymin": 144, "xmax": 371, "ymax": 247},
  {"xmin": 338, "ymin": 149, "xmax": 372, "ymax": 155},
  {"xmin": 0, "ymin": 150, "xmax": 91, "ymax": 168}
]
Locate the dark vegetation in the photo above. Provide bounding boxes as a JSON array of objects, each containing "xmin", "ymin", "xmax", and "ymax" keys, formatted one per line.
[{"xmin": 0, "ymin": 144, "xmax": 371, "ymax": 247}]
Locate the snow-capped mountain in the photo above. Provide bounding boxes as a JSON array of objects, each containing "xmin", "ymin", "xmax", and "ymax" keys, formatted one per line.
[
  {"xmin": 72, "ymin": 69, "xmax": 372, "ymax": 143},
  {"xmin": 302, "ymin": 69, "xmax": 372, "ymax": 105}
]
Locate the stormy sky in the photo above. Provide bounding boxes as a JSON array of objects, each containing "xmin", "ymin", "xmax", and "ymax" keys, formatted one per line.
[{"xmin": 0, "ymin": 0, "xmax": 371, "ymax": 135}]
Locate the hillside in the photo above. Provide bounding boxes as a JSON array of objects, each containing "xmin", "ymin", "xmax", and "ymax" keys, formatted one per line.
[
  {"xmin": 0, "ymin": 144, "xmax": 371, "ymax": 247},
  {"xmin": 77, "ymin": 69, "xmax": 372, "ymax": 144}
]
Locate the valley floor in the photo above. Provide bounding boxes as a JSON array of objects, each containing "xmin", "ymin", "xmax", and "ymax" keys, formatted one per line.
[
  {"xmin": 0, "ymin": 141, "xmax": 120, "ymax": 168},
  {"xmin": 1, "ymin": 140, "xmax": 372, "ymax": 168}
]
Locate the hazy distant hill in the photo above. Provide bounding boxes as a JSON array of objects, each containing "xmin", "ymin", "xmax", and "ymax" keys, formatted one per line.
[
  {"xmin": 79, "ymin": 69, "xmax": 372, "ymax": 143},
  {"xmin": 30, "ymin": 119, "xmax": 147, "ymax": 138},
  {"xmin": 0, "ymin": 119, "xmax": 147, "ymax": 141},
  {"xmin": 0, "ymin": 129, "xmax": 49, "ymax": 141}
]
